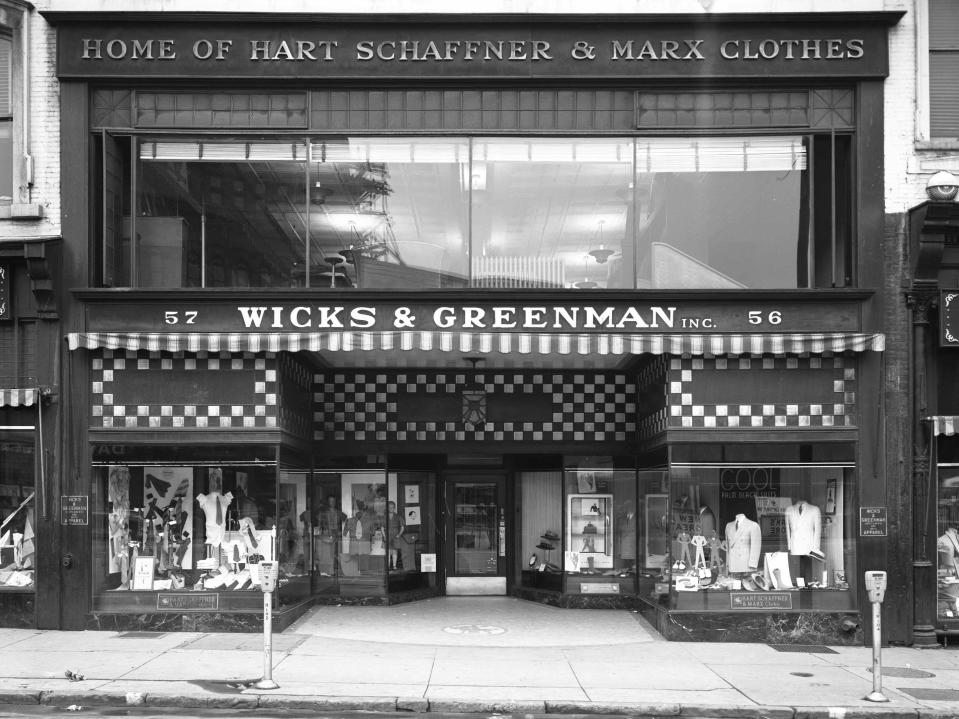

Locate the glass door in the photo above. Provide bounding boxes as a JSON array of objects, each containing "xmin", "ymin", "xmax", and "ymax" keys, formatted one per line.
[{"xmin": 444, "ymin": 473, "xmax": 507, "ymax": 595}]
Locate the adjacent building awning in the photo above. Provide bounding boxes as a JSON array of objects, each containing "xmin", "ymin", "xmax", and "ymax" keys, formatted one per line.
[
  {"xmin": 67, "ymin": 331, "xmax": 885, "ymax": 356},
  {"xmin": 0, "ymin": 388, "xmax": 38, "ymax": 407},
  {"xmin": 928, "ymin": 416, "xmax": 959, "ymax": 436}
]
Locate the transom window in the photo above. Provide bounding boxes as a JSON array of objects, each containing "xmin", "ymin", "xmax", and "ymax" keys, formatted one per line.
[{"xmin": 96, "ymin": 134, "xmax": 851, "ymax": 290}]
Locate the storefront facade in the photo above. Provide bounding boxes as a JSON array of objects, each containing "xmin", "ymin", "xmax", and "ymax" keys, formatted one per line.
[{"xmin": 36, "ymin": 11, "xmax": 906, "ymax": 642}]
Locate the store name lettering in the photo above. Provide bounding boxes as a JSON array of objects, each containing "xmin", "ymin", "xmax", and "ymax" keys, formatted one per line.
[
  {"xmin": 235, "ymin": 305, "xmax": 678, "ymax": 330},
  {"xmin": 78, "ymin": 37, "xmax": 866, "ymax": 63}
]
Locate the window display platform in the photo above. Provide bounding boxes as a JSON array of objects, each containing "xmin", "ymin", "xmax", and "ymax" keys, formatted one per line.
[{"xmin": 637, "ymin": 598, "xmax": 863, "ymax": 644}]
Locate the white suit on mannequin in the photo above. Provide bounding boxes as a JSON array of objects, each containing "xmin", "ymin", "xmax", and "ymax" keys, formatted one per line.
[
  {"xmin": 724, "ymin": 514, "xmax": 762, "ymax": 573},
  {"xmin": 785, "ymin": 500, "xmax": 822, "ymax": 556}
]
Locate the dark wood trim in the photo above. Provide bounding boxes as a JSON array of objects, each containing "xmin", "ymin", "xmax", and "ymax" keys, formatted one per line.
[{"xmin": 40, "ymin": 11, "xmax": 907, "ymax": 26}]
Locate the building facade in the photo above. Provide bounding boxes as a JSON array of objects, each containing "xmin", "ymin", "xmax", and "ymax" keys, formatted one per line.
[{"xmin": 2, "ymin": 0, "xmax": 941, "ymax": 646}]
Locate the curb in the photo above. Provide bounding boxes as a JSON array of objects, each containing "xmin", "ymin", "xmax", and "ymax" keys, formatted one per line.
[
  {"xmin": 0, "ymin": 690, "xmax": 41, "ymax": 705},
  {"xmin": 1, "ymin": 691, "xmax": 955, "ymax": 718}
]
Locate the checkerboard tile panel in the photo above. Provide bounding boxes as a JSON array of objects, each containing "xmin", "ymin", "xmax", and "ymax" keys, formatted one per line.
[
  {"xmin": 277, "ymin": 353, "xmax": 313, "ymax": 439},
  {"xmin": 637, "ymin": 356, "xmax": 669, "ymax": 439},
  {"xmin": 314, "ymin": 372, "xmax": 637, "ymax": 443},
  {"xmin": 91, "ymin": 350, "xmax": 278, "ymax": 429},
  {"xmin": 666, "ymin": 355, "xmax": 856, "ymax": 429}
]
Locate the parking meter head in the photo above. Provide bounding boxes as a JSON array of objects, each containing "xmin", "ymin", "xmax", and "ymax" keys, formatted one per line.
[
  {"xmin": 259, "ymin": 562, "xmax": 278, "ymax": 592},
  {"xmin": 864, "ymin": 570, "xmax": 887, "ymax": 603}
]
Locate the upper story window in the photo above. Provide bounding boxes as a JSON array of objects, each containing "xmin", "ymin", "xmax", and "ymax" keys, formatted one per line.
[
  {"xmin": 929, "ymin": 0, "xmax": 959, "ymax": 140},
  {"xmin": 0, "ymin": 34, "xmax": 12, "ymax": 207},
  {"xmin": 97, "ymin": 133, "xmax": 851, "ymax": 290}
]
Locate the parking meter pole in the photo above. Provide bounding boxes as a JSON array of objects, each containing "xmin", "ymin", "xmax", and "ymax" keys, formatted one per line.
[
  {"xmin": 253, "ymin": 589, "xmax": 278, "ymax": 690},
  {"xmin": 863, "ymin": 570, "xmax": 889, "ymax": 703},
  {"xmin": 864, "ymin": 601, "xmax": 887, "ymax": 702},
  {"xmin": 252, "ymin": 527, "xmax": 279, "ymax": 691}
]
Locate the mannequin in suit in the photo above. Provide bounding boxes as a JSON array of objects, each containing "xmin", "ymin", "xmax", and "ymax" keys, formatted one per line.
[
  {"xmin": 785, "ymin": 500, "xmax": 822, "ymax": 583},
  {"xmin": 724, "ymin": 514, "xmax": 762, "ymax": 573}
]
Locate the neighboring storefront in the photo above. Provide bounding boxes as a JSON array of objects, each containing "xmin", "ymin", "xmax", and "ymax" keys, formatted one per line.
[
  {"xmin": 41, "ymin": 11, "xmax": 903, "ymax": 641},
  {"xmin": 0, "ymin": 239, "xmax": 60, "ymax": 628},
  {"xmin": 907, "ymin": 199, "xmax": 959, "ymax": 645}
]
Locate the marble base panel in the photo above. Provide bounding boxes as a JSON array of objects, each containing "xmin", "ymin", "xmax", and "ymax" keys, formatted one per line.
[
  {"xmin": 313, "ymin": 586, "xmax": 441, "ymax": 606},
  {"xmin": 85, "ymin": 599, "xmax": 312, "ymax": 633},
  {"xmin": 0, "ymin": 592, "xmax": 35, "ymax": 628},
  {"xmin": 639, "ymin": 600, "xmax": 864, "ymax": 644},
  {"xmin": 513, "ymin": 586, "xmax": 647, "ymax": 610}
]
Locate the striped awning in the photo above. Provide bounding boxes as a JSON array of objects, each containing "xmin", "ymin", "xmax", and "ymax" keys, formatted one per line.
[
  {"xmin": 67, "ymin": 331, "xmax": 885, "ymax": 356},
  {"xmin": 928, "ymin": 416, "xmax": 959, "ymax": 436},
  {"xmin": 0, "ymin": 388, "xmax": 38, "ymax": 407}
]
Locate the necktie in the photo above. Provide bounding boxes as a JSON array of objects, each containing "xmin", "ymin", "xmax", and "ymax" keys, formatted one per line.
[
  {"xmin": 736, "ymin": 520, "xmax": 740, "ymax": 529},
  {"xmin": 215, "ymin": 495, "xmax": 222, "ymax": 524},
  {"xmin": 799, "ymin": 504, "xmax": 803, "ymax": 515}
]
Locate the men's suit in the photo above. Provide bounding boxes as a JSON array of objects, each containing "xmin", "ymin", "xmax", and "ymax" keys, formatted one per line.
[
  {"xmin": 725, "ymin": 517, "xmax": 762, "ymax": 572},
  {"xmin": 785, "ymin": 501, "xmax": 822, "ymax": 556}
]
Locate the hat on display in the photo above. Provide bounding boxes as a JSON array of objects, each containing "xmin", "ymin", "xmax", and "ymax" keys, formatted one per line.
[
  {"xmin": 536, "ymin": 542, "xmax": 553, "ymax": 551},
  {"xmin": 742, "ymin": 576, "xmax": 758, "ymax": 591},
  {"xmin": 541, "ymin": 530, "xmax": 559, "ymax": 541},
  {"xmin": 808, "ymin": 549, "xmax": 826, "ymax": 562},
  {"xmin": 751, "ymin": 573, "xmax": 770, "ymax": 591}
]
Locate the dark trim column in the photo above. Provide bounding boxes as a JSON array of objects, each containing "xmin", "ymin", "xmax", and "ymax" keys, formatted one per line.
[{"xmin": 908, "ymin": 289, "xmax": 939, "ymax": 646}]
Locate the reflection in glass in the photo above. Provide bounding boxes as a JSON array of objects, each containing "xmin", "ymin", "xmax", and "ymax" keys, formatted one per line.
[
  {"xmin": 309, "ymin": 139, "xmax": 470, "ymax": 289},
  {"xmin": 472, "ymin": 139, "xmax": 633, "ymax": 289},
  {"xmin": 136, "ymin": 141, "xmax": 308, "ymax": 287},
  {"xmin": 121, "ymin": 134, "xmax": 851, "ymax": 290},
  {"xmin": 635, "ymin": 137, "xmax": 806, "ymax": 289}
]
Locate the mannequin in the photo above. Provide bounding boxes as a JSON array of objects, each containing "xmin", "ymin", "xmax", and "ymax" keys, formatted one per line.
[
  {"xmin": 785, "ymin": 500, "xmax": 822, "ymax": 555},
  {"xmin": 690, "ymin": 526, "xmax": 708, "ymax": 569},
  {"xmin": 724, "ymin": 513, "xmax": 762, "ymax": 573},
  {"xmin": 196, "ymin": 471, "xmax": 234, "ymax": 551},
  {"xmin": 785, "ymin": 499, "xmax": 822, "ymax": 583},
  {"xmin": 676, "ymin": 527, "xmax": 692, "ymax": 568},
  {"xmin": 708, "ymin": 530, "xmax": 726, "ymax": 570}
]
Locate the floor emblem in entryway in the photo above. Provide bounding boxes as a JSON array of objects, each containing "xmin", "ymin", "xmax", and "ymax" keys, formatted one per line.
[{"xmin": 443, "ymin": 624, "xmax": 506, "ymax": 635}]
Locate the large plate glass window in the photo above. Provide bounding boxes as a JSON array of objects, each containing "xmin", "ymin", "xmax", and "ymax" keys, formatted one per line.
[
  {"xmin": 659, "ymin": 443, "xmax": 856, "ymax": 611},
  {"xmin": 0, "ymin": 428, "xmax": 35, "ymax": 592},
  {"xmin": 96, "ymin": 134, "xmax": 852, "ymax": 290}
]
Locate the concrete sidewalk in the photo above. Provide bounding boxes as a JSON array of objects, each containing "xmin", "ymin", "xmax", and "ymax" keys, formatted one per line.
[{"xmin": 0, "ymin": 597, "xmax": 958, "ymax": 718}]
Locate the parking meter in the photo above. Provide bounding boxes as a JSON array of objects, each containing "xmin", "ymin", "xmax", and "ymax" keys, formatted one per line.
[
  {"xmin": 864, "ymin": 571, "xmax": 887, "ymax": 604},
  {"xmin": 258, "ymin": 562, "xmax": 278, "ymax": 593},
  {"xmin": 863, "ymin": 570, "xmax": 889, "ymax": 703}
]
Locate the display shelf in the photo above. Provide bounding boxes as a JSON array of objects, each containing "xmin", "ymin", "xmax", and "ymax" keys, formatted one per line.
[{"xmin": 566, "ymin": 493, "xmax": 613, "ymax": 571}]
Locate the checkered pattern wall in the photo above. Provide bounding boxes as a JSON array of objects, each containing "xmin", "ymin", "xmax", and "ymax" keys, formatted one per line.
[
  {"xmin": 637, "ymin": 356, "xmax": 669, "ymax": 439},
  {"xmin": 666, "ymin": 355, "xmax": 856, "ymax": 429},
  {"xmin": 277, "ymin": 353, "xmax": 313, "ymax": 439},
  {"xmin": 91, "ymin": 350, "xmax": 278, "ymax": 429},
  {"xmin": 314, "ymin": 372, "xmax": 637, "ymax": 443}
]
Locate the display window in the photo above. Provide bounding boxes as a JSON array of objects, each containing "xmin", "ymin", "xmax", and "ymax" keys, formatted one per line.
[
  {"xmin": 937, "ymin": 463, "xmax": 959, "ymax": 620},
  {"xmin": 517, "ymin": 470, "xmax": 563, "ymax": 591},
  {"xmin": 93, "ymin": 461, "xmax": 278, "ymax": 597},
  {"xmin": 312, "ymin": 470, "xmax": 436, "ymax": 592},
  {"xmin": 563, "ymin": 463, "xmax": 637, "ymax": 595},
  {"xmin": 0, "ymin": 429, "xmax": 35, "ymax": 592},
  {"xmin": 643, "ymin": 443, "xmax": 856, "ymax": 611}
]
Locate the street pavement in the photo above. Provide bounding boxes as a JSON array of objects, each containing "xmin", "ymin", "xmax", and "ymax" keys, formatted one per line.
[{"xmin": 0, "ymin": 597, "xmax": 958, "ymax": 717}]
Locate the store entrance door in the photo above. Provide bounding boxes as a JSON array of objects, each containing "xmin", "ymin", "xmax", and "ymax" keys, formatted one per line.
[{"xmin": 443, "ymin": 473, "xmax": 508, "ymax": 595}]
